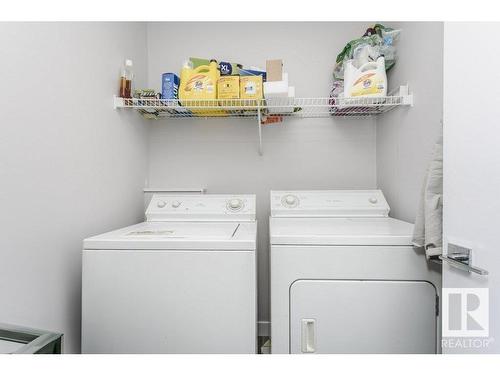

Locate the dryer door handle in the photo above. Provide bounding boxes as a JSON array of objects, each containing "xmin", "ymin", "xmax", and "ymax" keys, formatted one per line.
[{"xmin": 301, "ymin": 319, "xmax": 316, "ymax": 353}]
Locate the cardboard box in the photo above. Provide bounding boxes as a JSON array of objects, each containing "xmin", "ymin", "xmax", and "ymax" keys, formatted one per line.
[
  {"xmin": 266, "ymin": 59, "xmax": 283, "ymax": 82},
  {"xmin": 240, "ymin": 68, "xmax": 266, "ymax": 81},
  {"xmin": 217, "ymin": 76, "xmax": 240, "ymax": 99},
  {"xmin": 240, "ymin": 76, "xmax": 263, "ymax": 100},
  {"xmin": 263, "ymin": 80, "xmax": 289, "ymax": 98}
]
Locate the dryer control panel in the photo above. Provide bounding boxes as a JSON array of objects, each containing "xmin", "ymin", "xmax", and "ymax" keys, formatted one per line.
[
  {"xmin": 270, "ymin": 190, "xmax": 390, "ymax": 217},
  {"xmin": 146, "ymin": 194, "xmax": 256, "ymax": 222}
]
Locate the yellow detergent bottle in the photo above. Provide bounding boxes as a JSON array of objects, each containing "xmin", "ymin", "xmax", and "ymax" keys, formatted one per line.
[{"xmin": 179, "ymin": 60, "xmax": 226, "ymax": 116}]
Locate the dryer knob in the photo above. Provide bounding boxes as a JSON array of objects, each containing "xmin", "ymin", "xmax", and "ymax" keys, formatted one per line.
[
  {"xmin": 369, "ymin": 197, "xmax": 378, "ymax": 204},
  {"xmin": 228, "ymin": 199, "xmax": 243, "ymax": 211},
  {"xmin": 157, "ymin": 200, "xmax": 167, "ymax": 208},
  {"xmin": 172, "ymin": 200, "xmax": 181, "ymax": 208},
  {"xmin": 283, "ymin": 194, "xmax": 299, "ymax": 207}
]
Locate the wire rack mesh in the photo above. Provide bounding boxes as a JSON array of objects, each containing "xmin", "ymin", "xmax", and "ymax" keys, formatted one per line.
[{"xmin": 115, "ymin": 90, "xmax": 412, "ymax": 120}]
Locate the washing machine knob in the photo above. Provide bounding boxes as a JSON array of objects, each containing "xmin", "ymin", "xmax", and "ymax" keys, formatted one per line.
[
  {"xmin": 172, "ymin": 200, "xmax": 181, "ymax": 208},
  {"xmin": 369, "ymin": 197, "xmax": 378, "ymax": 204},
  {"xmin": 284, "ymin": 194, "xmax": 298, "ymax": 206},
  {"xmin": 228, "ymin": 199, "xmax": 243, "ymax": 211},
  {"xmin": 157, "ymin": 200, "xmax": 167, "ymax": 208}
]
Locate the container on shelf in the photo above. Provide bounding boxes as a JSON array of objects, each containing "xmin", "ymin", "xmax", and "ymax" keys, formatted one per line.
[
  {"xmin": 179, "ymin": 60, "xmax": 227, "ymax": 116},
  {"xmin": 161, "ymin": 73, "xmax": 180, "ymax": 100},
  {"xmin": 240, "ymin": 76, "xmax": 263, "ymax": 101},
  {"xmin": 119, "ymin": 59, "xmax": 134, "ymax": 98},
  {"xmin": 266, "ymin": 59, "xmax": 283, "ymax": 82},
  {"xmin": 240, "ymin": 68, "xmax": 266, "ymax": 81},
  {"xmin": 344, "ymin": 56, "xmax": 387, "ymax": 98},
  {"xmin": 179, "ymin": 60, "xmax": 219, "ymax": 102},
  {"xmin": 218, "ymin": 76, "xmax": 240, "ymax": 100},
  {"xmin": 219, "ymin": 61, "xmax": 242, "ymax": 76},
  {"xmin": 189, "ymin": 57, "xmax": 210, "ymax": 68}
]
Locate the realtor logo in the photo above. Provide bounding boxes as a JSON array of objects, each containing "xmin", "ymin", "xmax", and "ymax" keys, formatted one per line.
[{"xmin": 443, "ymin": 288, "xmax": 489, "ymax": 337}]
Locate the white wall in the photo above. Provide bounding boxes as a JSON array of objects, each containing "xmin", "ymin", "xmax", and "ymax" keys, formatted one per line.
[
  {"xmin": 443, "ymin": 22, "xmax": 500, "ymax": 354},
  {"xmin": 0, "ymin": 22, "xmax": 149, "ymax": 353},
  {"xmin": 146, "ymin": 22, "xmax": 378, "ymax": 323},
  {"xmin": 377, "ymin": 22, "xmax": 443, "ymax": 223}
]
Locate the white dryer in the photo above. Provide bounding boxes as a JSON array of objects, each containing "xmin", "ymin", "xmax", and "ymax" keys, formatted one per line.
[
  {"xmin": 270, "ymin": 190, "xmax": 441, "ymax": 354},
  {"xmin": 82, "ymin": 194, "xmax": 257, "ymax": 354}
]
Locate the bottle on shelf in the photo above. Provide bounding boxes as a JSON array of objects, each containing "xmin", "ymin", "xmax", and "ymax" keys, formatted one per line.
[{"xmin": 119, "ymin": 59, "xmax": 134, "ymax": 98}]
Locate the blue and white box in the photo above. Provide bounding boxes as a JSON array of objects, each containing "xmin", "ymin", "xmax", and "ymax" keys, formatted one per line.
[{"xmin": 161, "ymin": 73, "xmax": 180, "ymax": 99}]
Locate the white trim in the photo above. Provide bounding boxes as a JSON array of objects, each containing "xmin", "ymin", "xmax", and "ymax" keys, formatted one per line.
[{"xmin": 143, "ymin": 188, "xmax": 206, "ymax": 194}]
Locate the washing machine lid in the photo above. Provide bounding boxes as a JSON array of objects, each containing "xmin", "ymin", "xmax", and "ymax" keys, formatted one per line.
[
  {"xmin": 270, "ymin": 217, "xmax": 413, "ymax": 246},
  {"xmin": 271, "ymin": 190, "xmax": 390, "ymax": 217},
  {"xmin": 84, "ymin": 221, "xmax": 256, "ymax": 250}
]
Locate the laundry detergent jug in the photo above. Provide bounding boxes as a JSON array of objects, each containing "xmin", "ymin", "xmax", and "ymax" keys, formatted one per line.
[
  {"xmin": 344, "ymin": 56, "xmax": 387, "ymax": 98},
  {"xmin": 179, "ymin": 60, "xmax": 219, "ymax": 102},
  {"xmin": 179, "ymin": 60, "xmax": 227, "ymax": 116}
]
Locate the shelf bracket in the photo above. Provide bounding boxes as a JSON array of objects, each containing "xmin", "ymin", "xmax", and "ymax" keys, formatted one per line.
[
  {"xmin": 113, "ymin": 95, "xmax": 124, "ymax": 109},
  {"xmin": 257, "ymin": 106, "xmax": 263, "ymax": 156},
  {"xmin": 399, "ymin": 84, "xmax": 413, "ymax": 106}
]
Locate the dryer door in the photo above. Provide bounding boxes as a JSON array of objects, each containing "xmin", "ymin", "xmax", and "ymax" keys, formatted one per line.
[{"xmin": 290, "ymin": 280, "xmax": 437, "ymax": 354}]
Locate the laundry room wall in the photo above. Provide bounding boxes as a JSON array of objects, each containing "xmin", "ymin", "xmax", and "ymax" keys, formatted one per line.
[
  {"xmin": 376, "ymin": 22, "xmax": 444, "ymax": 223},
  {"xmin": 0, "ymin": 22, "xmax": 149, "ymax": 353},
  {"xmin": 146, "ymin": 22, "xmax": 379, "ymax": 326}
]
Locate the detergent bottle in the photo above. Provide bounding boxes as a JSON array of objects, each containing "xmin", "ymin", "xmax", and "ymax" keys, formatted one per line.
[
  {"xmin": 179, "ymin": 59, "xmax": 227, "ymax": 116},
  {"xmin": 344, "ymin": 56, "xmax": 387, "ymax": 98},
  {"xmin": 179, "ymin": 59, "xmax": 220, "ymax": 102}
]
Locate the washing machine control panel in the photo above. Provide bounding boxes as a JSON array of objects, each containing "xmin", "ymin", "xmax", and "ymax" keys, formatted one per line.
[
  {"xmin": 146, "ymin": 194, "xmax": 256, "ymax": 221},
  {"xmin": 271, "ymin": 190, "xmax": 390, "ymax": 217}
]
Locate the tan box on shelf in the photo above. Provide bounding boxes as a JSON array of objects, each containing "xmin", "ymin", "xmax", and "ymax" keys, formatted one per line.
[
  {"xmin": 266, "ymin": 59, "xmax": 283, "ymax": 82},
  {"xmin": 217, "ymin": 76, "xmax": 240, "ymax": 99},
  {"xmin": 240, "ymin": 76, "xmax": 263, "ymax": 100}
]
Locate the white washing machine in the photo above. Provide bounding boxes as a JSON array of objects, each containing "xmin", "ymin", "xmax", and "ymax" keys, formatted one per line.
[
  {"xmin": 82, "ymin": 194, "xmax": 257, "ymax": 354},
  {"xmin": 270, "ymin": 190, "xmax": 441, "ymax": 354}
]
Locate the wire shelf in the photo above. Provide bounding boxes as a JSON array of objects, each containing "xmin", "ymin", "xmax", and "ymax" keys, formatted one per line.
[
  {"xmin": 114, "ymin": 86, "xmax": 413, "ymax": 120},
  {"xmin": 113, "ymin": 85, "xmax": 412, "ymax": 155}
]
